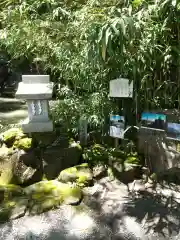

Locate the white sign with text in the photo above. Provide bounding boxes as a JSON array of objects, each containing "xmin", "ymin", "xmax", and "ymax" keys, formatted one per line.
[{"xmin": 109, "ymin": 78, "xmax": 133, "ymax": 98}]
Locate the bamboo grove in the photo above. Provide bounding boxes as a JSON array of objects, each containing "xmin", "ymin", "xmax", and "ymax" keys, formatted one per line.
[{"xmin": 0, "ymin": 0, "xmax": 179, "ymax": 130}]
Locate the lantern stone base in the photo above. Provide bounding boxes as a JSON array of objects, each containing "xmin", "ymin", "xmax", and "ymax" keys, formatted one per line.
[{"xmin": 20, "ymin": 118, "xmax": 53, "ymax": 133}]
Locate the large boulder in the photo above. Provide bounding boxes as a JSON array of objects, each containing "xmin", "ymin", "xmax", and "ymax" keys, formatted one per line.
[
  {"xmin": 58, "ymin": 163, "xmax": 93, "ymax": 187},
  {"xmin": 0, "ymin": 142, "xmax": 42, "ymax": 186},
  {"xmin": 10, "ymin": 149, "xmax": 42, "ymax": 186},
  {"xmin": 24, "ymin": 180, "xmax": 83, "ymax": 215},
  {"xmin": 31, "ymin": 132, "xmax": 57, "ymax": 148},
  {"xmin": 42, "ymin": 142, "xmax": 82, "ymax": 180},
  {"xmin": 0, "ymin": 132, "xmax": 35, "ymax": 186},
  {"xmin": 0, "ymin": 145, "xmax": 15, "ymax": 185}
]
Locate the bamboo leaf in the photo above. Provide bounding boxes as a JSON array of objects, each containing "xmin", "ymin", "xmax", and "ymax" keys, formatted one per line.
[
  {"xmin": 172, "ymin": 0, "xmax": 176, "ymax": 7},
  {"xmin": 111, "ymin": 18, "xmax": 120, "ymax": 35},
  {"xmin": 102, "ymin": 39, "xmax": 106, "ymax": 61}
]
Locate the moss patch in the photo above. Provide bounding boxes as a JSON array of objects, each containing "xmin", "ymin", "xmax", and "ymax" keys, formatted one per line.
[
  {"xmin": 2, "ymin": 128, "xmax": 25, "ymax": 147},
  {"xmin": 13, "ymin": 138, "xmax": 32, "ymax": 151},
  {"xmin": 58, "ymin": 164, "xmax": 93, "ymax": 187},
  {"xmin": 0, "ymin": 184, "xmax": 25, "ymax": 201},
  {"xmin": 0, "ymin": 197, "xmax": 28, "ymax": 223},
  {"xmin": 0, "ymin": 184, "xmax": 26, "ymax": 222},
  {"xmin": 25, "ymin": 180, "xmax": 82, "ymax": 215},
  {"xmin": 124, "ymin": 154, "xmax": 140, "ymax": 165},
  {"xmin": 0, "ymin": 163, "xmax": 13, "ymax": 185}
]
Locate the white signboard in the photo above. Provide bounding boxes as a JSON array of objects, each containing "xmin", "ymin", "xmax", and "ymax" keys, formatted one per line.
[
  {"xmin": 110, "ymin": 115, "xmax": 125, "ymax": 139},
  {"xmin": 109, "ymin": 78, "xmax": 133, "ymax": 98}
]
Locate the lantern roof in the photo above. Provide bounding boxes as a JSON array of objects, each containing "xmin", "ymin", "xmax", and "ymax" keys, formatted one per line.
[{"xmin": 16, "ymin": 75, "xmax": 53, "ymax": 100}]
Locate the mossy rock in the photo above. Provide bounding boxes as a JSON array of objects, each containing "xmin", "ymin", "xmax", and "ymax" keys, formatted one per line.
[
  {"xmin": 0, "ymin": 184, "xmax": 25, "ymax": 201},
  {"xmin": 58, "ymin": 163, "xmax": 93, "ymax": 187},
  {"xmin": 0, "ymin": 162, "xmax": 13, "ymax": 185},
  {"xmin": 124, "ymin": 155, "xmax": 140, "ymax": 165},
  {"xmin": 0, "ymin": 146, "xmax": 15, "ymax": 185},
  {"xmin": 1, "ymin": 128, "xmax": 26, "ymax": 147},
  {"xmin": 0, "ymin": 197, "xmax": 28, "ymax": 223},
  {"xmin": 24, "ymin": 180, "xmax": 82, "ymax": 215},
  {"xmin": 32, "ymin": 132, "xmax": 57, "ymax": 146},
  {"xmin": 13, "ymin": 138, "xmax": 32, "ymax": 151},
  {"xmin": 0, "ymin": 184, "xmax": 26, "ymax": 221}
]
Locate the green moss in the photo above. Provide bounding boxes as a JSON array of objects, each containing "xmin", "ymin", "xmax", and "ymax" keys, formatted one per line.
[
  {"xmin": 2, "ymin": 128, "xmax": 25, "ymax": 147},
  {"xmin": 0, "ymin": 184, "xmax": 25, "ymax": 202},
  {"xmin": 75, "ymin": 143, "xmax": 82, "ymax": 151},
  {"xmin": 58, "ymin": 164, "xmax": 93, "ymax": 187},
  {"xmin": 13, "ymin": 138, "xmax": 32, "ymax": 151},
  {"xmin": 69, "ymin": 138, "xmax": 75, "ymax": 145},
  {"xmin": 124, "ymin": 156, "xmax": 140, "ymax": 165},
  {"xmin": 25, "ymin": 180, "xmax": 82, "ymax": 215},
  {"xmin": 150, "ymin": 173, "xmax": 158, "ymax": 182},
  {"xmin": 76, "ymin": 175, "xmax": 89, "ymax": 187},
  {"xmin": 59, "ymin": 184, "xmax": 82, "ymax": 199},
  {"xmin": 76, "ymin": 163, "xmax": 88, "ymax": 168},
  {"xmin": 107, "ymin": 167, "xmax": 115, "ymax": 180},
  {"xmin": 65, "ymin": 166, "xmax": 77, "ymax": 174},
  {"xmin": 42, "ymin": 174, "xmax": 48, "ymax": 181},
  {"xmin": 0, "ymin": 163, "xmax": 13, "ymax": 185},
  {"xmin": 0, "ymin": 196, "xmax": 28, "ymax": 223}
]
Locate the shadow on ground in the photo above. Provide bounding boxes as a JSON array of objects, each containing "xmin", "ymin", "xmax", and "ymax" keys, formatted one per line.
[{"xmin": 123, "ymin": 184, "xmax": 180, "ymax": 238}]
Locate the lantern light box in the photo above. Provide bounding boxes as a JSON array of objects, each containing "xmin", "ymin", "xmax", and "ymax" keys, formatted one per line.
[{"xmin": 15, "ymin": 75, "xmax": 53, "ymax": 133}]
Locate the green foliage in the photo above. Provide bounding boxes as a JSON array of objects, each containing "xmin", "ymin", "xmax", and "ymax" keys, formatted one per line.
[
  {"xmin": 83, "ymin": 141, "xmax": 142, "ymax": 168},
  {"xmin": 0, "ymin": 0, "xmax": 179, "ymax": 125},
  {"xmin": 111, "ymin": 149, "xmax": 126, "ymax": 159},
  {"xmin": 83, "ymin": 144, "xmax": 109, "ymax": 165},
  {"xmin": 50, "ymin": 86, "xmax": 115, "ymax": 133}
]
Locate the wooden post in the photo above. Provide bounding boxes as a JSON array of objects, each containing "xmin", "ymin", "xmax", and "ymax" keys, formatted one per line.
[
  {"xmin": 115, "ymin": 138, "xmax": 119, "ymax": 149},
  {"xmin": 79, "ymin": 117, "xmax": 87, "ymax": 146}
]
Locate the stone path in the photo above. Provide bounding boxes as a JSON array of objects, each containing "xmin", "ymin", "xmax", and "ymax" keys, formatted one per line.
[{"xmin": 0, "ymin": 177, "xmax": 180, "ymax": 239}]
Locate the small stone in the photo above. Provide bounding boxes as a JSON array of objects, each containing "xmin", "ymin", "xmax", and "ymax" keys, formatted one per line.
[
  {"xmin": 93, "ymin": 165, "xmax": 107, "ymax": 179},
  {"xmin": 129, "ymin": 180, "xmax": 145, "ymax": 192}
]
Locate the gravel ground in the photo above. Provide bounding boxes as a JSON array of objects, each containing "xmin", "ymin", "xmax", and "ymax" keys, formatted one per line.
[{"xmin": 0, "ymin": 177, "xmax": 180, "ymax": 239}]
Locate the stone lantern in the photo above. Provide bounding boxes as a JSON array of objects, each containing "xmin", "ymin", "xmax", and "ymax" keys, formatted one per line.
[{"xmin": 15, "ymin": 75, "xmax": 53, "ymax": 133}]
